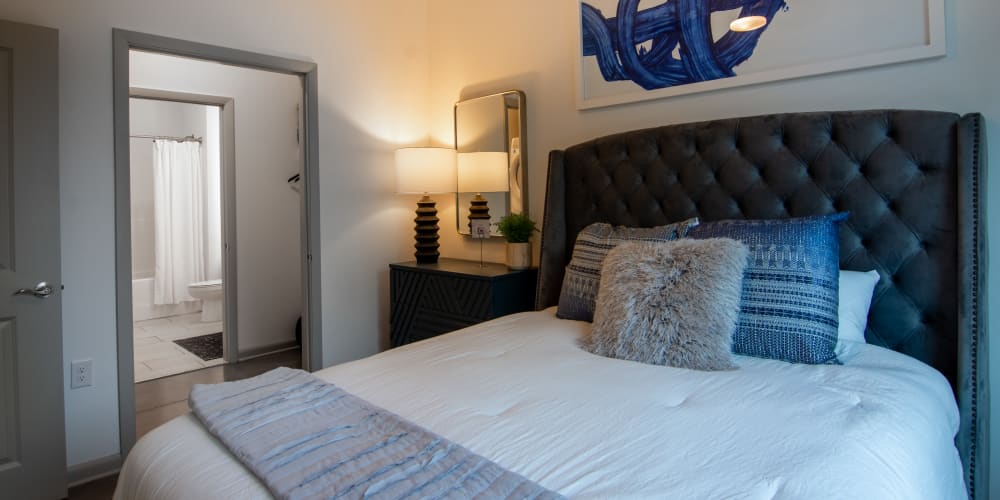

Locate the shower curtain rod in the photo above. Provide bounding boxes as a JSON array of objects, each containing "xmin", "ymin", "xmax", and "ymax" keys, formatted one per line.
[{"xmin": 129, "ymin": 134, "xmax": 203, "ymax": 143}]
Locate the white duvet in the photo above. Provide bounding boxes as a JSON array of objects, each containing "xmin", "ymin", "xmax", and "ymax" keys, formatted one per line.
[{"xmin": 115, "ymin": 309, "xmax": 966, "ymax": 499}]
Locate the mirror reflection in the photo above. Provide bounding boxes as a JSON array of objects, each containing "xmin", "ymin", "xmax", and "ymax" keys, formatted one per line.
[{"xmin": 454, "ymin": 90, "xmax": 526, "ymax": 236}]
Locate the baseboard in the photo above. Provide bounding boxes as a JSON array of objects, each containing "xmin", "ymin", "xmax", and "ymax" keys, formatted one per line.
[
  {"xmin": 67, "ymin": 453, "xmax": 122, "ymax": 487},
  {"xmin": 238, "ymin": 340, "xmax": 299, "ymax": 361}
]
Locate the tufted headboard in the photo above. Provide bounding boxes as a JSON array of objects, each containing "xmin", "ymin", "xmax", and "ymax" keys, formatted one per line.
[{"xmin": 535, "ymin": 110, "xmax": 987, "ymax": 498}]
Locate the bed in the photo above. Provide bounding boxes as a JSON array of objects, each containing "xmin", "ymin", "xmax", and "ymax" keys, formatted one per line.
[{"xmin": 115, "ymin": 110, "xmax": 987, "ymax": 499}]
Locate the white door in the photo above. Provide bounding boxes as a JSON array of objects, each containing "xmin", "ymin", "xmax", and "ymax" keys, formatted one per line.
[{"xmin": 0, "ymin": 19, "xmax": 65, "ymax": 500}]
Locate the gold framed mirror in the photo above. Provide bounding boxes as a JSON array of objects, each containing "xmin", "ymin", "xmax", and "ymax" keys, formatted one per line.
[{"xmin": 454, "ymin": 90, "xmax": 526, "ymax": 236}]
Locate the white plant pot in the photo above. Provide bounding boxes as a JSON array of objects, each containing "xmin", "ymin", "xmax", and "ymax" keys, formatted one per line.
[{"xmin": 506, "ymin": 242, "xmax": 531, "ymax": 270}]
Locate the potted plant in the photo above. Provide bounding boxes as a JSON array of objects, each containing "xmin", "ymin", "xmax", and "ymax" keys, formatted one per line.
[{"xmin": 497, "ymin": 212, "xmax": 537, "ymax": 270}]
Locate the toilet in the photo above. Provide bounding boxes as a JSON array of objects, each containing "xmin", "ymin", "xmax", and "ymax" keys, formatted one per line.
[{"xmin": 187, "ymin": 279, "xmax": 223, "ymax": 322}]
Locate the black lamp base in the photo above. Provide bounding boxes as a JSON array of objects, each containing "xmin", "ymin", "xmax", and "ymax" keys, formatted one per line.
[
  {"xmin": 467, "ymin": 193, "xmax": 491, "ymax": 231},
  {"xmin": 414, "ymin": 195, "xmax": 440, "ymax": 264}
]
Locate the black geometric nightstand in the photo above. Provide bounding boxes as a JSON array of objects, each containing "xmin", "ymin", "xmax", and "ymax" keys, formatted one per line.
[{"xmin": 389, "ymin": 258, "xmax": 537, "ymax": 348}]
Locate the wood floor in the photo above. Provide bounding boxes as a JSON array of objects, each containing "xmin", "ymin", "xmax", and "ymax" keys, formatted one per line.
[
  {"xmin": 68, "ymin": 348, "xmax": 302, "ymax": 499},
  {"xmin": 135, "ymin": 348, "xmax": 302, "ymax": 440}
]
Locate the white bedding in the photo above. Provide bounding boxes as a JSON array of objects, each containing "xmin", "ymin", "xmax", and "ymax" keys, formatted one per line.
[{"xmin": 115, "ymin": 309, "xmax": 965, "ymax": 499}]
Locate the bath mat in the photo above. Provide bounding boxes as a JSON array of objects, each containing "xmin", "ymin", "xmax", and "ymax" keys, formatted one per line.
[{"xmin": 174, "ymin": 332, "xmax": 222, "ymax": 362}]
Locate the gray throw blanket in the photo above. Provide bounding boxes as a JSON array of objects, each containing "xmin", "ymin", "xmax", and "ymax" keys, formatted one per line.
[{"xmin": 189, "ymin": 367, "xmax": 563, "ymax": 500}]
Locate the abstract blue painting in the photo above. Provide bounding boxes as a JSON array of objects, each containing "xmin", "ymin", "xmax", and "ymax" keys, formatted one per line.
[
  {"xmin": 575, "ymin": 0, "xmax": 945, "ymax": 109},
  {"xmin": 581, "ymin": 0, "xmax": 787, "ymax": 90}
]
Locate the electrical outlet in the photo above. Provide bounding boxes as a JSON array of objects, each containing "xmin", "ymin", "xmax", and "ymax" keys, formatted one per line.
[{"xmin": 70, "ymin": 359, "xmax": 92, "ymax": 389}]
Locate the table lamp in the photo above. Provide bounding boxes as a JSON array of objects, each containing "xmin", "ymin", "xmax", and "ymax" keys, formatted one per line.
[
  {"xmin": 457, "ymin": 151, "xmax": 509, "ymax": 232},
  {"xmin": 395, "ymin": 147, "xmax": 457, "ymax": 264}
]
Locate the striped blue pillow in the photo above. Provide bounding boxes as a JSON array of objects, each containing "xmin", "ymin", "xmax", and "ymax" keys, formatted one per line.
[
  {"xmin": 688, "ymin": 213, "xmax": 848, "ymax": 364},
  {"xmin": 557, "ymin": 219, "xmax": 699, "ymax": 322}
]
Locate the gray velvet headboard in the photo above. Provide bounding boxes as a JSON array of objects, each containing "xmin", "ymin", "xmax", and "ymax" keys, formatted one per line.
[{"xmin": 535, "ymin": 110, "xmax": 987, "ymax": 498}]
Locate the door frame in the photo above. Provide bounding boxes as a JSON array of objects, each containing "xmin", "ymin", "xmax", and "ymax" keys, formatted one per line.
[
  {"xmin": 128, "ymin": 89, "xmax": 239, "ymax": 364},
  {"xmin": 112, "ymin": 29, "xmax": 322, "ymax": 458}
]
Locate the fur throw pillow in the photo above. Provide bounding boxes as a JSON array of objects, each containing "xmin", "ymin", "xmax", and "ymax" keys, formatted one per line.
[{"xmin": 583, "ymin": 238, "xmax": 748, "ymax": 371}]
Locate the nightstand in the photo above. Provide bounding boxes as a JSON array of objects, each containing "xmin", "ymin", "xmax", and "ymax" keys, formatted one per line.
[{"xmin": 389, "ymin": 258, "xmax": 537, "ymax": 347}]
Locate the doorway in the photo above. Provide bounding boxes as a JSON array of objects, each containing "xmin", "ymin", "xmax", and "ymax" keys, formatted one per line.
[
  {"xmin": 128, "ymin": 93, "xmax": 235, "ymax": 382},
  {"xmin": 113, "ymin": 30, "xmax": 322, "ymax": 459}
]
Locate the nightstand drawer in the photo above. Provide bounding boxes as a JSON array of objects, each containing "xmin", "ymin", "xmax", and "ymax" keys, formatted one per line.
[{"xmin": 389, "ymin": 258, "xmax": 536, "ymax": 347}]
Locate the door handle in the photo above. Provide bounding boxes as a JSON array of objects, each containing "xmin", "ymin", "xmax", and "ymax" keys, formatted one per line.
[{"xmin": 13, "ymin": 281, "xmax": 53, "ymax": 299}]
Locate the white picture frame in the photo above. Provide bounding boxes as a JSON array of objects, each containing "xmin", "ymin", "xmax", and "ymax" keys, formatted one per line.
[{"xmin": 574, "ymin": 0, "xmax": 946, "ymax": 110}]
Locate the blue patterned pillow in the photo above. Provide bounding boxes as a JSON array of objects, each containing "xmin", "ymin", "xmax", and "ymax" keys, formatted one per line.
[
  {"xmin": 557, "ymin": 219, "xmax": 699, "ymax": 322},
  {"xmin": 688, "ymin": 213, "xmax": 848, "ymax": 364}
]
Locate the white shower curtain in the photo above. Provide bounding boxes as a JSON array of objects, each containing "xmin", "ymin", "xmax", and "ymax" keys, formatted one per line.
[{"xmin": 153, "ymin": 140, "xmax": 206, "ymax": 305}]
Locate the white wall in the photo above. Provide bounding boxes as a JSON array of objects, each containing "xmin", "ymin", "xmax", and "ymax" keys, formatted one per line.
[
  {"xmin": 130, "ymin": 51, "xmax": 303, "ymax": 355},
  {"xmin": 0, "ymin": 0, "xmax": 429, "ymax": 468},
  {"xmin": 426, "ymin": 0, "xmax": 999, "ymax": 496}
]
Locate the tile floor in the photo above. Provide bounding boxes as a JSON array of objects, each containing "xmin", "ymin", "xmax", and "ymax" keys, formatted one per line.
[{"xmin": 134, "ymin": 312, "xmax": 224, "ymax": 383}]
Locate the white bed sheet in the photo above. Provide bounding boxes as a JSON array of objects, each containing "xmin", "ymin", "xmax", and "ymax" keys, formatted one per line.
[{"xmin": 115, "ymin": 309, "xmax": 965, "ymax": 499}]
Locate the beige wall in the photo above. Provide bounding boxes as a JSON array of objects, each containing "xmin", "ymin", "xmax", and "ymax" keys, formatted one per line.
[
  {"xmin": 0, "ymin": 0, "xmax": 429, "ymax": 468},
  {"xmin": 427, "ymin": 1, "xmax": 998, "ymax": 265},
  {"xmin": 426, "ymin": 0, "xmax": 999, "ymax": 496}
]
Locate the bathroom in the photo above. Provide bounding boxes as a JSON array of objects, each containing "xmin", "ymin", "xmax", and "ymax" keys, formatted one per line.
[
  {"xmin": 128, "ymin": 52, "xmax": 305, "ymax": 383},
  {"xmin": 129, "ymin": 97, "xmax": 228, "ymax": 382}
]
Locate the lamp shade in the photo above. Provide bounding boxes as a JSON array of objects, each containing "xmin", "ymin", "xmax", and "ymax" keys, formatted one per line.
[
  {"xmin": 456, "ymin": 152, "xmax": 509, "ymax": 193},
  {"xmin": 395, "ymin": 147, "xmax": 457, "ymax": 194}
]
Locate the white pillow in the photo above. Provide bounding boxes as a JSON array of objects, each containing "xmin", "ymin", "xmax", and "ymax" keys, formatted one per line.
[{"xmin": 836, "ymin": 270, "xmax": 880, "ymax": 357}]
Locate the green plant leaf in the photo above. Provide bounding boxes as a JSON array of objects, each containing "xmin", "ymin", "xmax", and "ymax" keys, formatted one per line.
[{"xmin": 497, "ymin": 212, "xmax": 538, "ymax": 243}]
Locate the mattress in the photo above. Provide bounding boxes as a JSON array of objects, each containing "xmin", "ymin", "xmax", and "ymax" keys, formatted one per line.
[{"xmin": 114, "ymin": 309, "xmax": 966, "ymax": 499}]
